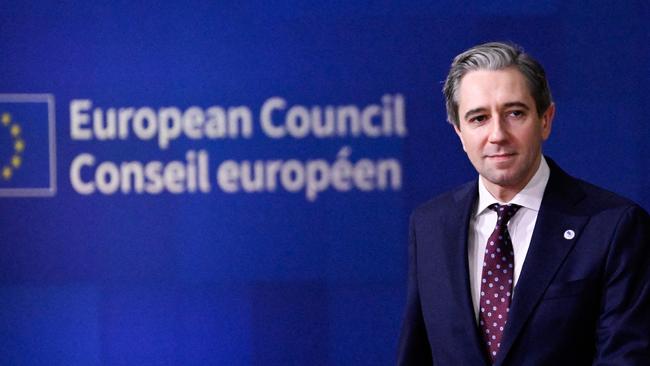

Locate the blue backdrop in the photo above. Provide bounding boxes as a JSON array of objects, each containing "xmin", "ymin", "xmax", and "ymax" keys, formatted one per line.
[{"xmin": 1, "ymin": 1, "xmax": 648, "ymax": 365}]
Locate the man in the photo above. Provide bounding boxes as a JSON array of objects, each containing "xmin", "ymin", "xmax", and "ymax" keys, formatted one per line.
[{"xmin": 397, "ymin": 42, "xmax": 650, "ymax": 365}]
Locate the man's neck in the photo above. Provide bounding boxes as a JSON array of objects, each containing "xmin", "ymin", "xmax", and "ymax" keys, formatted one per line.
[{"xmin": 484, "ymin": 184, "xmax": 520, "ymax": 203}]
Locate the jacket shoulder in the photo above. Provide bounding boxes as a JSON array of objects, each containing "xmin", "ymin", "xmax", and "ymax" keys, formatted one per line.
[
  {"xmin": 569, "ymin": 176, "xmax": 647, "ymax": 216},
  {"xmin": 411, "ymin": 180, "xmax": 476, "ymax": 222},
  {"xmin": 545, "ymin": 157, "xmax": 648, "ymax": 217}
]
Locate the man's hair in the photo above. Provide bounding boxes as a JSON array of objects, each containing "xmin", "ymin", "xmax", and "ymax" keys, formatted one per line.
[{"xmin": 443, "ymin": 42, "xmax": 553, "ymax": 128}]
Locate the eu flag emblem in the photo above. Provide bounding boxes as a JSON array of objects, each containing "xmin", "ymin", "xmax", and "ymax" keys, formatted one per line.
[{"xmin": 0, "ymin": 94, "xmax": 55, "ymax": 197}]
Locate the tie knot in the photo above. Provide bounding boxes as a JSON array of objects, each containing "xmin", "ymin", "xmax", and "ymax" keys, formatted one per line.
[{"xmin": 489, "ymin": 203, "xmax": 521, "ymax": 225}]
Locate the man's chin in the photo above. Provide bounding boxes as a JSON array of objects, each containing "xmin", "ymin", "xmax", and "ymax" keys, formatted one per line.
[{"xmin": 481, "ymin": 170, "xmax": 520, "ymax": 188}]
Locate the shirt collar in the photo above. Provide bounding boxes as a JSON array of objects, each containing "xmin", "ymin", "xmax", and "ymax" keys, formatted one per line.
[{"xmin": 475, "ymin": 156, "xmax": 550, "ymax": 217}]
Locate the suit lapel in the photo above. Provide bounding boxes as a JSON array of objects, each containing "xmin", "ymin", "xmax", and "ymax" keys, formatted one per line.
[
  {"xmin": 495, "ymin": 160, "xmax": 589, "ymax": 365},
  {"xmin": 443, "ymin": 182, "xmax": 491, "ymax": 365}
]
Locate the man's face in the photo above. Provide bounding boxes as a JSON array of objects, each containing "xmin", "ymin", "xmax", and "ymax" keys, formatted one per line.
[{"xmin": 454, "ymin": 67, "xmax": 554, "ymax": 194}]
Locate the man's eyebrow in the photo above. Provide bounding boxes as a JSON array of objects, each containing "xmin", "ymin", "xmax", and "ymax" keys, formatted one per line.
[
  {"xmin": 463, "ymin": 102, "xmax": 531, "ymax": 120},
  {"xmin": 463, "ymin": 107, "xmax": 487, "ymax": 120},
  {"xmin": 503, "ymin": 101, "xmax": 530, "ymax": 110}
]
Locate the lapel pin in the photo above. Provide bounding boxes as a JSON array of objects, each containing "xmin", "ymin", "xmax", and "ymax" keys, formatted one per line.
[{"xmin": 563, "ymin": 230, "xmax": 575, "ymax": 240}]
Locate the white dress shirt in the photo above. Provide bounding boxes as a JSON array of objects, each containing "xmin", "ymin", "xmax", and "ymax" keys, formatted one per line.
[{"xmin": 467, "ymin": 157, "xmax": 550, "ymax": 322}]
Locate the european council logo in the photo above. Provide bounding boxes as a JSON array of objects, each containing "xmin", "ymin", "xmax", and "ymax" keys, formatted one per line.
[{"xmin": 0, "ymin": 94, "xmax": 56, "ymax": 197}]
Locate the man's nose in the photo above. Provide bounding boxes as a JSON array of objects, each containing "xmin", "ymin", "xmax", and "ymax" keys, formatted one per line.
[{"xmin": 488, "ymin": 117, "xmax": 508, "ymax": 143}]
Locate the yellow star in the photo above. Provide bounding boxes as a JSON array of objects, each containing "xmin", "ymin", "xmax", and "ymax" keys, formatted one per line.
[
  {"xmin": 14, "ymin": 139, "xmax": 25, "ymax": 152},
  {"xmin": 11, "ymin": 155, "xmax": 21, "ymax": 168},
  {"xmin": 10, "ymin": 124, "xmax": 21, "ymax": 137},
  {"xmin": 1, "ymin": 113, "xmax": 10, "ymax": 126},
  {"xmin": 2, "ymin": 166, "xmax": 12, "ymax": 180}
]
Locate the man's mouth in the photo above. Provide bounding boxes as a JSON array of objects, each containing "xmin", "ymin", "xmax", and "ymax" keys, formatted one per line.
[{"xmin": 485, "ymin": 153, "xmax": 516, "ymax": 161}]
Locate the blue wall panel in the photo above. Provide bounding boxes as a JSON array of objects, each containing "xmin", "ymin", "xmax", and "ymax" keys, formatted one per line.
[{"xmin": 0, "ymin": 1, "xmax": 648, "ymax": 364}]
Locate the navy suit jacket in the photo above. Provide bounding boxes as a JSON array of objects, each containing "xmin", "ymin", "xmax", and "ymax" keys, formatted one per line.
[{"xmin": 397, "ymin": 159, "xmax": 650, "ymax": 365}]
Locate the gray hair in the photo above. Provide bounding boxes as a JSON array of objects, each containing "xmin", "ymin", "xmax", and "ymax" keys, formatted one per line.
[{"xmin": 443, "ymin": 42, "xmax": 553, "ymax": 128}]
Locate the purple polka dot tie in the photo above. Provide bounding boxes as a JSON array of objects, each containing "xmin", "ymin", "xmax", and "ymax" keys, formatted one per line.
[{"xmin": 479, "ymin": 203, "xmax": 521, "ymax": 363}]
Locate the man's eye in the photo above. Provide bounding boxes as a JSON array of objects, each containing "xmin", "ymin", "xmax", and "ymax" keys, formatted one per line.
[
  {"xmin": 509, "ymin": 110, "xmax": 524, "ymax": 118},
  {"xmin": 470, "ymin": 115, "xmax": 487, "ymax": 123}
]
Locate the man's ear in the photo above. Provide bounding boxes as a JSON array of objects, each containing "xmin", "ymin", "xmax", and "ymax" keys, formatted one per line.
[
  {"xmin": 541, "ymin": 103, "xmax": 555, "ymax": 141},
  {"xmin": 454, "ymin": 123, "xmax": 466, "ymax": 152}
]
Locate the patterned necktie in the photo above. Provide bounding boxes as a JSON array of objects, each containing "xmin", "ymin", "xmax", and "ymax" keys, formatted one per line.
[{"xmin": 479, "ymin": 203, "xmax": 521, "ymax": 363}]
